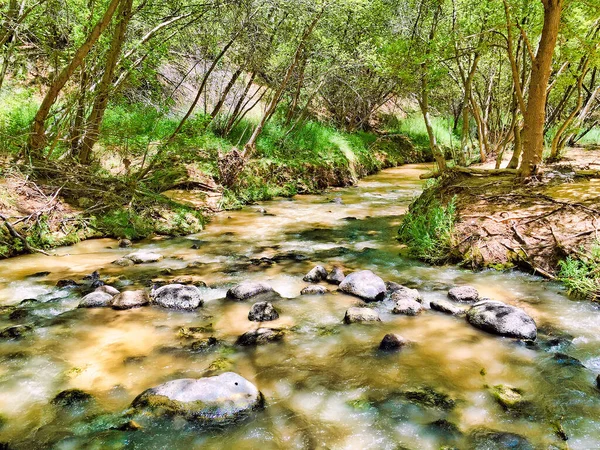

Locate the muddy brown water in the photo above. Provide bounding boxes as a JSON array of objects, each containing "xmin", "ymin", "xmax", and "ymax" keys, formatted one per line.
[{"xmin": 1, "ymin": 164, "xmax": 600, "ymax": 449}]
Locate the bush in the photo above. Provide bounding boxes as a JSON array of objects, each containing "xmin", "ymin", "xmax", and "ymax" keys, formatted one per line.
[
  {"xmin": 558, "ymin": 243, "xmax": 600, "ymax": 300},
  {"xmin": 398, "ymin": 196, "xmax": 457, "ymax": 264}
]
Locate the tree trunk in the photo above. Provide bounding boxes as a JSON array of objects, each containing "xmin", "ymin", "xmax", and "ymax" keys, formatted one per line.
[
  {"xmin": 223, "ymin": 71, "xmax": 256, "ymax": 135},
  {"xmin": 242, "ymin": 10, "xmax": 323, "ymax": 158},
  {"xmin": 208, "ymin": 66, "xmax": 243, "ymax": 122},
  {"xmin": 518, "ymin": 0, "xmax": 563, "ymax": 177},
  {"xmin": 26, "ymin": 0, "xmax": 122, "ymax": 158},
  {"xmin": 77, "ymin": 0, "xmax": 133, "ymax": 163}
]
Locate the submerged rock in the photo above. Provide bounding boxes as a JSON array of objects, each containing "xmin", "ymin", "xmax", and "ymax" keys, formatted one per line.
[
  {"xmin": 391, "ymin": 297, "xmax": 423, "ymax": 316},
  {"xmin": 111, "ymin": 290, "xmax": 149, "ymax": 310},
  {"xmin": 339, "ymin": 270, "xmax": 386, "ymax": 301},
  {"xmin": 403, "ymin": 387, "xmax": 456, "ymax": 410},
  {"xmin": 95, "ymin": 285, "xmax": 120, "ymax": 296},
  {"xmin": 151, "ymin": 284, "xmax": 203, "ymax": 310},
  {"xmin": 0, "ymin": 325, "xmax": 33, "ymax": 340},
  {"xmin": 131, "ymin": 372, "xmax": 263, "ymax": 422},
  {"xmin": 79, "ymin": 291, "xmax": 114, "ymax": 308},
  {"xmin": 51, "ymin": 389, "xmax": 94, "ymax": 407},
  {"xmin": 126, "ymin": 251, "xmax": 163, "ymax": 264},
  {"xmin": 56, "ymin": 279, "xmax": 80, "ymax": 288},
  {"xmin": 553, "ymin": 352, "xmax": 585, "ymax": 368},
  {"xmin": 236, "ymin": 328, "xmax": 284, "ymax": 346},
  {"xmin": 190, "ymin": 337, "xmax": 219, "ymax": 352},
  {"xmin": 430, "ymin": 299, "xmax": 467, "ymax": 316},
  {"xmin": 448, "ymin": 286, "xmax": 479, "ymax": 303},
  {"xmin": 112, "ymin": 257, "xmax": 134, "ymax": 267},
  {"xmin": 300, "ymin": 285, "xmax": 328, "ymax": 295},
  {"xmin": 468, "ymin": 428, "xmax": 534, "ymax": 450},
  {"xmin": 326, "ymin": 266, "xmax": 345, "ymax": 285},
  {"xmin": 303, "ymin": 265, "xmax": 328, "ymax": 282},
  {"xmin": 227, "ymin": 281, "xmax": 275, "ymax": 301},
  {"xmin": 490, "ymin": 385, "xmax": 527, "ymax": 410},
  {"xmin": 248, "ymin": 302, "xmax": 279, "ymax": 322},
  {"xmin": 343, "ymin": 307, "xmax": 381, "ymax": 324},
  {"xmin": 466, "ymin": 300, "xmax": 537, "ymax": 340},
  {"xmin": 379, "ymin": 333, "xmax": 407, "ymax": 351}
]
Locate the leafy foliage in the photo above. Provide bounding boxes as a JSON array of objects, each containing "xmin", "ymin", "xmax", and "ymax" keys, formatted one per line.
[
  {"xmin": 558, "ymin": 244, "xmax": 600, "ymax": 301},
  {"xmin": 398, "ymin": 196, "xmax": 457, "ymax": 264}
]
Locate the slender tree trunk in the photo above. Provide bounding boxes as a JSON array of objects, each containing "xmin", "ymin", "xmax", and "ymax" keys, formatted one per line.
[
  {"xmin": 242, "ymin": 10, "xmax": 323, "ymax": 158},
  {"xmin": 223, "ymin": 71, "xmax": 256, "ymax": 135},
  {"xmin": 208, "ymin": 66, "xmax": 242, "ymax": 122},
  {"xmin": 77, "ymin": 0, "xmax": 132, "ymax": 163},
  {"xmin": 518, "ymin": 0, "xmax": 563, "ymax": 177},
  {"xmin": 507, "ymin": 124, "xmax": 523, "ymax": 168},
  {"xmin": 284, "ymin": 55, "xmax": 307, "ymax": 125},
  {"xmin": 26, "ymin": 0, "xmax": 122, "ymax": 158}
]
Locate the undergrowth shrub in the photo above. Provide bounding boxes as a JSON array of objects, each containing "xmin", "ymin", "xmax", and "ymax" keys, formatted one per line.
[
  {"xmin": 398, "ymin": 195, "xmax": 457, "ymax": 264},
  {"xmin": 558, "ymin": 242, "xmax": 600, "ymax": 300}
]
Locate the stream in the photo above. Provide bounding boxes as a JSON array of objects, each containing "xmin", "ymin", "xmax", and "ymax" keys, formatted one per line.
[{"xmin": 1, "ymin": 163, "xmax": 600, "ymax": 449}]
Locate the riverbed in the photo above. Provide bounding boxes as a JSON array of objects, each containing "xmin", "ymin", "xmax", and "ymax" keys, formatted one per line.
[{"xmin": 1, "ymin": 163, "xmax": 599, "ymax": 449}]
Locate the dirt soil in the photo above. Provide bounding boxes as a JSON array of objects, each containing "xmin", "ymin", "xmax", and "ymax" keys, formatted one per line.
[{"xmin": 432, "ymin": 147, "xmax": 600, "ymax": 278}]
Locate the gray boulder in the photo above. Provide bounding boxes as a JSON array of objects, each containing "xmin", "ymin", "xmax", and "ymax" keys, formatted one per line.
[
  {"xmin": 113, "ymin": 258, "xmax": 134, "ymax": 267},
  {"xmin": 300, "ymin": 285, "xmax": 328, "ymax": 295},
  {"xmin": 448, "ymin": 286, "xmax": 479, "ymax": 303},
  {"xmin": 390, "ymin": 286, "xmax": 421, "ymax": 303},
  {"xmin": 131, "ymin": 372, "xmax": 263, "ymax": 422},
  {"xmin": 126, "ymin": 251, "xmax": 163, "ymax": 264},
  {"xmin": 226, "ymin": 281, "xmax": 274, "ymax": 300},
  {"xmin": 467, "ymin": 300, "xmax": 536, "ymax": 340},
  {"xmin": 343, "ymin": 307, "xmax": 381, "ymax": 324},
  {"xmin": 303, "ymin": 265, "xmax": 328, "ymax": 282},
  {"xmin": 248, "ymin": 302, "xmax": 279, "ymax": 322},
  {"xmin": 79, "ymin": 291, "xmax": 114, "ymax": 308},
  {"xmin": 236, "ymin": 328, "xmax": 284, "ymax": 346},
  {"xmin": 326, "ymin": 266, "xmax": 345, "ymax": 285},
  {"xmin": 430, "ymin": 299, "xmax": 467, "ymax": 316},
  {"xmin": 95, "ymin": 285, "xmax": 120, "ymax": 296},
  {"xmin": 152, "ymin": 284, "xmax": 203, "ymax": 310},
  {"xmin": 392, "ymin": 297, "xmax": 423, "ymax": 316},
  {"xmin": 112, "ymin": 290, "xmax": 149, "ymax": 310},
  {"xmin": 379, "ymin": 333, "xmax": 408, "ymax": 351},
  {"xmin": 118, "ymin": 239, "xmax": 132, "ymax": 248},
  {"xmin": 339, "ymin": 270, "xmax": 386, "ymax": 301}
]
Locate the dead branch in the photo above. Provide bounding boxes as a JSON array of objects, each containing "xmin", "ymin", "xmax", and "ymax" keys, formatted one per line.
[{"xmin": 0, "ymin": 213, "xmax": 50, "ymax": 256}]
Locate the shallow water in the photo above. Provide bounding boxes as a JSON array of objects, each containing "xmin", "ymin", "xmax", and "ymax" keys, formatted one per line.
[{"xmin": 1, "ymin": 164, "xmax": 600, "ymax": 449}]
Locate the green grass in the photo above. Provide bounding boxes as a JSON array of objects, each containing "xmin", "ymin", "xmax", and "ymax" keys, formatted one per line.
[
  {"xmin": 579, "ymin": 127, "xmax": 600, "ymax": 146},
  {"xmin": 557, "ymin": 243, "xmax": 600, "ymax": 301},
  {"xmin": 398, "ymin": 195, "xmax": 457, "ymax": 264},
  {"xmin": 0, "ymin": 84, "xmax": 37, "ymax": 154},
  {"xmin": 383, "ymin": 112, "xmax": 459, "ymax": 152}
]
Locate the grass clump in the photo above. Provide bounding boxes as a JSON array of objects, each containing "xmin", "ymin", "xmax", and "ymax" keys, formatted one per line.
[
  {"xmin": 557, "ymin": 243, "xmax": 600, "ymax": 300},
  {"xmin": 398, "ymin": 195, "xmax": 457, "ymax": 264}
]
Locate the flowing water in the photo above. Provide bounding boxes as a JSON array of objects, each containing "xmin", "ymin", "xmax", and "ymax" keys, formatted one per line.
[{"xmin": 1, "ymin": 164, "xmax": 600, "ymax": 449}]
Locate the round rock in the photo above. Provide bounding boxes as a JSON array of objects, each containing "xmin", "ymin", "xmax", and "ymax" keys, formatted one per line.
[
  {"xmin": 448, "ymin": 286, "xmax": 479, "ymax": 303},
  {"xmin": 379, "ymin": 333, "xmax": 408, "ymax": 351},
  {"xmin": 152, "ymin": 284, "xmax": 203, "ymax": 310},
  {"xmin": 466, "ymin": 300, "xmax": 537, "ymax": 340},
  {"xmin": 343, "ymin": 307, "xmax": 381, "ymax": 324},
  {"xmin": 131, "ymin": 372, "xmax": 263, "ymax": 422},
  {"xmin": 79, "ymin": 291, "xmax": 114, "ymax": 308},
  {"xmin": 430, "ymin": 299, "xmax": 467, "ymax": 316},
  {"xmin": 111, "ymin": 290, "xmax": 149, "ymax": 310},
  {"xmin": 392, "ymin": 297, "xmax": 423, "ymax": 316},
  {"xmin": 339, "ymin": 270, "xmax": 386, "ymax": 302},
  {"xmin": 248, "ymin": 302, "xmax": 279, "ymax": 322},
  {"xmin": 300, "ymin": 285, "xmax": 328, "ymax": 295},
  {"xmin": 303, "ymin": 265, "xmax": 328, "ymax": 282},
  {"xmin": 226, "ymin": 281, "xmax": 274, "ymax": 301},
  {"xmin": 126, "ymin": 251, "xmax": 163, "ymax": 264},
  {"xmin": 236, "ymin": 328, "xmax": 284, "ymax": 346},
  {"xmin": 390, "ymin": 286, "xmax": 421, "ymax": 303},
  {"xmin": 95, "ymin": 285, "xmax": 120, "ymax": 296},
  {"xmin": 326, "ymin": 266, "xmax": 345, "ymax": 285}
]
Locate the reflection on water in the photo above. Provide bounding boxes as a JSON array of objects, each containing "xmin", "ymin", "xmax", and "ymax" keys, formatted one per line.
[{"xmin": 0, "ymin": 164, "xmax": 600, "ymax": 448}]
